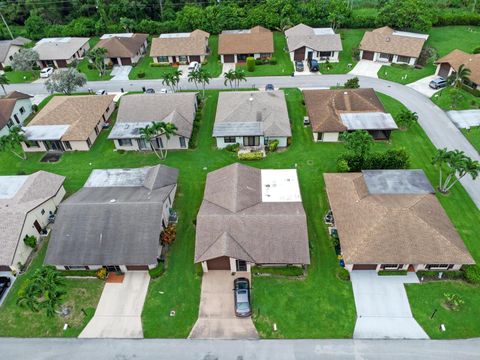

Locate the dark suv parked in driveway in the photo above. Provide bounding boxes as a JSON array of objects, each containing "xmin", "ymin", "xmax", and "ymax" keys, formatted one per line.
[
  {"xmin": 308, "ymin": 59, "xmax": 319, "ymax": 72},
  {"xmin": 0, "ymin": 276, "xmax": 11, "ymax": 301}
]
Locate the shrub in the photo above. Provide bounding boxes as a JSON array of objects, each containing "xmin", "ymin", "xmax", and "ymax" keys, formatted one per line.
[
  {"xmin": 363, "ymin": 148, "xmax": 410, "ymax": 170},
  {"xmin": 161, "ymin": 224, "xmax": 176, "ymax": 245},
  {"xmin": 23, "ymin": 235, "xmax": 37, "ymax": 249},
  {"xmin": 253, "ymin": 266, "xmax": 304, "ymax": 277},
  {"xmin": 3, "ymin": 65, "xmax": 12, "ymax": 72},
  {"xmin": 238, "ymin": 151, "xmax": 263, "ymax": 160},
  {"xmin": 87, "ymin": 63, "xmax": 95, "ymax": 70},
  {"xmin": 269, "ymin": 57, "xmax": 277, "ymax": 65},
  {"xmin": 246, "ymin": 56, "xmax": 255, "ymax": 72},
  {"xmin": 149, "ymin": 263, "xmax": 165, "ymax": 279},
  {"xmin": 267, "ymin": 139, "xmax": 279, "ymax": 152},
  {"xmin": 336, "ymin": 159, "xmax": 350, "ymax": 173},
  {"xmin": 31, "ymin": 104, "xmax": 38, "ymax": 112},
  {"xmin": 462, "ymin": 265, "xmax": 480, "ymax": 284},
  {"xmin": 344, "ymin": 77, "xmax": 360, "ymax": 89},
  {"xmin": 255, "ymin": 58, "xmax": 263, "ymax": 65},
  {"xmin": 96, "ymin": 268, "xmax": 107, "ymax": 280},
  {"xmin": 116, "ymin": 149, "xmax": 126, "ymax": 154},
  {"xmin": 337, "ymin": 152, "xmax": 364, "ymax": 172},
  {"xmin": 150, "ymin": 62, "xmax": 171, "ymax": 67},
  {"xmin": 443, "ymin": 293, "xmax": 464, "ymax": 311},
  {"xmin": 137, "ymin": 71, "xmax": 146, "ymax": 78},
  {"xmin": 378, "ymin": 270, "xmax": 408, "ymax": 276},
  {"xmin": 474, "ymin": 47, "xmax": 480, "ymax": 55},
  {"xmin": 225, "ymin": 143, "xmax": 240, "ymax": 152},
  {"xmin": 336, "ymin": 267, "xmax": 350, "ymax": 281}
]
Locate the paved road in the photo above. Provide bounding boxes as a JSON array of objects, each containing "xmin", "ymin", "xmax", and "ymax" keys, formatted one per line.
[
  {"xmin": 2, "ymin": 338, "xmax": 480, "ymax": 359},
  {"xmin": 350, "ymin": 271, "xmax": 428, "ymax": 339},
  {"xmin": 5, "ymin": 75, "xmax": 480, "ymax": 208}
]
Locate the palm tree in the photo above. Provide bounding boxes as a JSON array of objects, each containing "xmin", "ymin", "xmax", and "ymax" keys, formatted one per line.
[
  {"xmin": 448, "ymin": 64, "xmax": 472, "ymax": 89},
  {"xmin": 161, "ymin": 70, "xmax": 183, "ymax": 92},
  {"xmin": 160, "ymin": 72, "xmax": 174, "ymax": 92},
  {"xmin": 396, "ymin": 109, "xmax": 418, "ymax": 130},
  {"xmin": 139, "ymin": 123, "xmax": 162, "ymax": 160},
  {"xmin": 158, "ymin": 122, "xmax": 178, "ymax": 160},
  {"xmin": 86, "ymin": 47, "xmax": 108, "ymax": 76},
  {"xmin": 432, "ymin": 148, "xmax": 450, "ymax": 190},
  {"xmin": 187, "ymin": 69, "xmax": 200, "ymax": 90},
  {"xmin": 444, "ymin": 156, "xmax": 480, "ymax": 193},
  {"xmin": 197, "ymin": 68, "xmax": 212, "ymax": 98},
  {"xmin": 171, "ymin": 69, "xmax": 182, "ymax": 91},
  {"xmin": 223, "ymin": 69, "xmax": 235, "ymax": 89},
  {"xmin": 0, "ymin": 73, "xmax": 9, "ymax": 95},
  {"xmin": 0, "ymin": 126, "xmax": 27, "ymax": 160},
  {"xmin": 233, "ymin": 69, "xmax": 246, "ymax": 88}
]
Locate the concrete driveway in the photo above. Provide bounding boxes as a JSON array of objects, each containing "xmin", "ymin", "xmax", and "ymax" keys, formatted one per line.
[
  {"xmin": 189, "ymin": 271, "xmax": 259, "ymax": 339},
  {"xmin": 79, "ymin": 271, "xmax": 150, "ymax": 339},
  {"xmin": 407, "ymin": 75, "xmax": 442, "ymax": 97},
  {"xmin": 350, "ymin": 271, "xmax": 429, "ymax": 339},
  {"xmin": 178, "ymin": 65, "xmax": 189, "ymax": 78},
  {"xmin": 110, "ymin": 66, "xmax": 132, "ymax": 81},
  {"xmin": 221, "ymin": 63, "xmax": 235, "ymax": 76},
  {"xmin": 349, "ymin": 60, "xmax": 385, "ymax": 78}
]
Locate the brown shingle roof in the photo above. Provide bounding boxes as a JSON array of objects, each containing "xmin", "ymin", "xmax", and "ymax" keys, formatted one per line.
[
  {"xmin": 436, "ymin": 49, "xmax": 480, "ymax": 85},
  {"xmin": 27, "ymin": 95, "xmax": 114, "ymax": 141},
  {"xmin": 359, "ymin": 26, "xmax": 427, "ymax": 58},
  {"xmin": 150, "ymin": 29, "xmax": 209, "ymax": 57},
  {"xmin": 0, "ymin": 91, "xmax": 32, "ymax": 129},
  {"xmin": 94, "ymin": 33, "xmax": 148, "ymax": 58},
  {"xmin": 324, "ymin": 172, "xmax": 474, "ymax": 265},
  {"xmin": 303, "ymin": 88, "xmax": 386, "ymax": 133},
  {"xmin": 218, "ymin": 26, "xmax": 274, "ymax": 55},
  {"xmin": 195, "ymin": 163, "xmax": 310, "ymax": 265}
]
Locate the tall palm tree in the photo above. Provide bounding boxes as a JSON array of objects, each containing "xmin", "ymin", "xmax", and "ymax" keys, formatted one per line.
[
  {"xmin": 197, "ymin": 68, "xmax": 211, "ymax": 98},
  {"xmin": 432, "ymin": 148, "xmax": 450, "ymax": 190},
  {"xmin": 0, "ymin": 126, "xmax": 27, "ymax": 160},
  {"xmin": 86, "ymin": 47, "xmax": 108, "ymax": 76},
  {"xmin": 448, "ymin": 64, "xmax": 472, "ymax": 89},
  {"xmin": 0, "ymin": 73, "xmax": 9, "ymax": 95},
  {"xmin": 445, "ymin": 157, "xmax": 480, "ymax": 193},
  {"xmin": 139, "ymin": 123, "xmax": 162, "ymax": 159},
  {"xmin": 171, "ymin": 69, "xmax": 182, "ymax": 92},
  {"xmin": 233, "ymin": 69, "xmax": 246, "ymax": 88},
  {"xmin": 223, "ymin": 69, "xmax": 235, "ymax": 89},
  {"xmin": 160, "ymin": 72, "xmax": 174, "ymax": 92},
  {"xmin": 158, "ymin": 122, "xmax": 178, "ymax": 160}
]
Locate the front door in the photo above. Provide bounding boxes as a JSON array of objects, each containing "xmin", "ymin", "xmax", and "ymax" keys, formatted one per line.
[
  {"xmin": 172, "ymin": 56, "xmax": 177, "ymax": 63},
  {"xmin": 243, "ymin": 136, "xmax": 259, "ymax": 146},
  {"xmin": 33, "ymin": 220, "xmax": 42, "ymax": 233},
  {"xmin": 307, "ymin": 51, "xmax": 313, "ymax": 61},
  {"xmin": 44, "ymin": 140, "xmax": 65, "ymax": 151},
  {"xmin": 236, "ymin": 260, "xmax": 247, "ymax": 272},
  {"xmin": 223, "ymin": 54, "xmax": 235, "ymax": 63}
]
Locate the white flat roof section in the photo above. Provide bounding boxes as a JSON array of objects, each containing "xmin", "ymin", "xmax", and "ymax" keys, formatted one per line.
[
  {"xmin": 23, "ymin": 125, "xmax": 70, "ymax": 141},
  {"xmin": 362, "ymin": 169, "xmax": 435, "ymax": 195},
  {"xmin": 261, "ymin": 169, "xmax": 302, "ymax": 203},
  {"xmin": 447, "ymin": 110, "xmax": 480, "ymax": 129},
  {"xmin": 36, "ymin": 37, "xmax": 72, "ymax": 44},
  {"xmin": 313, "ymin": 28, "xmax": 335, "ymax": 35},
  {"xmin": 108, "ymin": 122, "xmax": 145, "ymax": 139},
  {"xmin": 212, "ymin": 122, "xmax": 263, "ymax": 137},
  {"xmin": 392, "ymin": 30, "xmax": 429, "ymax": 40},
  {"xmin": 159, "ymin": 33, "xmax": 191, "ymax": 38},
  {"xmin": 340, "ymin": 112, "xmax": 398, "ymax": 130},
  {"xmin": 84, "ymin": 168, "xmax": 150, "ymax": 188},
  {"xmin": 100, "ymin": 33, "xmax": 134, "ymax": 39},
  {"xmin": 0, "ymin": 176, "xmax": 28, "ymax": 199}
]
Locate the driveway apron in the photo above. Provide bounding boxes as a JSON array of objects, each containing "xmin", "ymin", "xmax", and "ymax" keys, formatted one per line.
[
  {"xmin": 349, "ymin": 60, "xmax": 385, "ymax": 78},
  {"xmin": 110, "ymin": 66, "xmax": 132, "ymax": 81},
  {"xmin": 189, "ymin": 271, "xmax": 259, "ymax": 339},
  {"xmin": 407, "ymin": 75, "xmax": 442, "ymax": 98},
  {"xmin": 350, "ymin": 271, "xmax": 429, "ymax": 339},
  {"xmin": 79, "ymin": 271, "xmax": 150, "ymax": 339}
]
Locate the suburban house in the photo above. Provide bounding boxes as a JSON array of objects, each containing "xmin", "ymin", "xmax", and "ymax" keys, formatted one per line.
[
  {"xmin": 45, "ymin": 165, "xmax": 179, "ymax": 272},
  {"xmin": 94, "ymin": 33, "xmax": 148, "ymax": 66},
  {"xmin": 150, "ymin": 29, "xmax": 210, "ymax": 64},
  {"xmin": 218, "ymin": 26, "xmax": 273, "ymax": 63},
  {"xmin": 22, "ymin": 95, "xmax": 115, "ymax": 152},
  {"xmin": 435, "ymin": 49, "xmax": 480, "ymax": 89},
  {"xmin": 108, "ymin": 93, "xmax": 197, "ymax": 151},
  {"xmin": 195, "ymin": 163, "xmax": 310, "ymax": 272},
  {"xmin": 285, "ymin": 24, "xmax": 342, "ymax": 63},
  {"xmin": 33, "ymin": 37, "xmax": 90, "ymax": 68},
  {"xmin": 359, "ymin": 26, "xmax": 428, "ymax": 65},
  {"xmin": 0, "ymin": 91, "xmax": 33, "ymax": 136},
  {"xmin": 212, "ymin": 91, "xmax": 291, "ymax": 149},
  {"xmin": 0, "ymin": 36, "xmax": 31, "ymax": 70},
  {"xmin": 0, "ymin": 171, "xmax": 65, "ymax": 273},
  {"xmin": 303, "ymin": 88, "xmax": 398, "ymax": 142},
  {"xmin": 324, "ymin": 170, "xmax": 474, "ymax": 272}
]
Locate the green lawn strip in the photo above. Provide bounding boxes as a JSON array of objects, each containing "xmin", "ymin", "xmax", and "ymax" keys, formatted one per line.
[
  {"xmin": 319, "ymin": 29, "xmax": 365, "ymax": 74},
  {"xmin": 252, "ymin": 266, "xmax": 304, "ymax": 277},
  {"xmin": 0, "ymin": 239, "xmax": 104, "ymax": 337},
  {"xmin": 377, "ymin": 62, "xmax": 436, "ymax": 84},
  {"xmin": 202, "ymin": 35, "xmax": 222, "ymax": 77},
  {"xmin": 4, "ymin": 70, "xmax": 39, "ymax": 83},
  {"xmin": 431, "ymin": 87, "xmax": 480, "ymax": 110},
  {"xmin": 237, "ymin": 32, "xmax": 293, "ymax": 77},
  {"xmin": 461, "ymin": 126, "xmax": 480, "ymax": 154},
  {"xmin": 129, "ymin": 53, "xmax": 176, "ymax": 80},
  {"xmin": 405, "ymin": 281, "xmax": 480, "ymax": 339}
]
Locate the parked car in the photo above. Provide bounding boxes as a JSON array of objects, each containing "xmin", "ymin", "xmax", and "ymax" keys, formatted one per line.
[
  {"xmin": 40, "ymin": 67, "xmax": 54, "ymax": 78},
  {"xmin": 308, "ymin": 59, "xmax": 319, "ymax": 72},
  {"xmin": 159, "ymin": 88, "xmax": 168, "ymax": 94},
  {"xmin": 233, "ymin": 277, "xmax": 252, "ymax": 317},
  {"xmin": 188, "ymin": 61, "xmax": 200, "ymax": 73},
  {"xmin": 95, "ymin": 89, "xmax": 108, "ymax": 95},
  {"xmin": 295, "ymin": 61, "xmax": 304, "ymax": 72},
  {"xmin": 429, "ymin": 77, "xmax": 447, "ymax": 89},
  {"xmin": 265, "ymin": 84, "xmax": 274, "ymax": 91},
  {"xmin": 145, "ymin": 88, "xmax": 155, "ymax": 94},
  {"xmin": 0, "ymin": 276, "xmax": 11, "ymax": 301}
]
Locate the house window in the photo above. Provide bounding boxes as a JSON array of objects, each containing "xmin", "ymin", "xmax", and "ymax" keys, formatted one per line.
[
  {"xmin": 41, "ymin": 209, "xmax": 45, "ymax": 215},
  {"xmin": 94, "ymin": 126, "xmax": 99, "ymax": 135},
  {"xmin": 86, "ymin": 138, "xmax": 92, "ymax": 148},
  {"xmin": 381, "ymin": 264, "xmax": 403, "ymax": 270},
  {"xmin": 64, "ymin": 141, "xmax": 72, "ymax": 150},
  {"xmin": 426, "ymin": 264, "xmax": 453, "ymax": 270},
  {"xmin": 13, "ymin": 114, "xmax": 20, "ymax": 124},
  {"xmin": 151, "ymin": 137, "xmax": 163, "ymax": 149},
  {"xmin": 25, "ymin": 140, "xmax": 40, "ymax": 148},
  {"xmin": 65, "ymin": 265, "xmax": 89, "ymax": 270},
  {"xmin": 224, "ymin": 136, "xmax": 236, "ymax": 143},
  {"xmin": 318, "ymin": 51, "xmax": 332, "ymax": 58},
  {"xmin": 19, "ymin": 106, "xmax": 26, "ymax": 115},
  {"xmin": 379, "ymin": 53, "xmax": 390, "ymax": 60},
  {"xmin": 243, "ymin": 136, "xmax": 260, "ymax": 146},
  {"xmin": 118, "ymin": 139, "xmax": 132, "ymax": 147},
  {"xmin": 157, "ymin": 56, "xmax": 168, "ymax": 62},
  {"xmin": 264, "ymin": 137, "xmax": 269, "ymax": 145},
  {"xmin": 179, "ymin": 136, "xmax": 186, "ymax": 148},
  {"xmin": 397, "ymin": 55, "xmax": 410, "ymax": 63},
  {"xmin": 236, "ymin": 260, "xmax": 247, "ymax": 272},
  {"xmin": 178, "ymin": 55, "xmax": 187, "ymax": 62},
  {"xmin": 7, "ymin": 119, "xmax": 14, "ymax": 128}
]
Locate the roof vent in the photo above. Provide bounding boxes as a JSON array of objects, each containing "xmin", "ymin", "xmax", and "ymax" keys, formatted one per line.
[
  {"xmin": 343, "ymin": 91, "xmax": 348, "ymax": 95},
  {"xmin": 385, "ymin": 36, "xmax": 390, "ymax": 42},
  {"xmin": 109, "ymin": 199, "xmax": 116, "ymax": 203},
  {"xmin": 249, "ymin": 96, "xmax": 254, "ymax": 102}
]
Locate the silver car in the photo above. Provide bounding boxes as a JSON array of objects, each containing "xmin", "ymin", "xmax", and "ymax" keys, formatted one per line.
[{"xmin": 234, "ymin": 277, "xmax": 251, "ymax": 317}]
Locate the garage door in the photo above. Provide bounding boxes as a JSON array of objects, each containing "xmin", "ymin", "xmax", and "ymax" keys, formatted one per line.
[
  {"xmin": 438, "ymin": 63, "xmax": 451, "ymax": 78},
  {"xmin": 126, "ymin": 265, "xmax": 149, "ymax": 271},
  {"xmin": 362, "ymin": 51, "xmax": 374, "ymax": 61},
  {"xmin": 0, "ymin": 265, "xmax": 11, "ymax": 272},
  {"xmin": 352, "ymin": 264, "xmax": 377, "ymax": 270},
  {"xmin": 294, "ymin": 47, "xmax": 305, "ymax": 61},
  {"xmin": 223, "ymin": 54, "xmax": 235, "ymax": 63},
  {"xmin": 121, "ymin": 57, "xmax": 132, "ymax": 65},
  {"xmin": 56, "ymin": 60, "xmax": 67, "ymax": 68},
  {"xmin": 206, "ymin": 256, "xmax": 231, "ymax": 270},
  {"xmin": 189, "ymin": 55, "xmax": 200, "ymax": 62}
]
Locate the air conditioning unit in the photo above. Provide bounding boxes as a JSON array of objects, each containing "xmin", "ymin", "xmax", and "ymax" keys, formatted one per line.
[{"xmin": 303, "ymin": 116, "xmax": 310, "ymax": 126}]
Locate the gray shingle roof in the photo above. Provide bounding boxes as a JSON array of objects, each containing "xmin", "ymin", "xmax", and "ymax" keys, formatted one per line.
[
  {"xmin": 213, "ymin": 91, "xmax": 291, "ymax": 138},
  {"xmin": 195, "ymin": 164, "xmax": 310, "ymax": 265},
  {"xmin": 285, "ymin": 24, "xmax": 342, "ymax": 52},
  {"xmin": 33, "ymin": 37, "xmax": 89, "ymax": 61},
  {"xmin": 45, "ymin": 165, "xmax": 178, "ymax": 266},
  {"xmin": 0, "ymin": 37, "xmax": 31, "ymax": 62}
]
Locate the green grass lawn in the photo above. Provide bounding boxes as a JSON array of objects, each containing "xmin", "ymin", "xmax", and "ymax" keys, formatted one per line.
[
  {"xmin": 201, "ymin": 35, "xmax": 222, "ymax": 77},
  {"xmin": 461, "ymin": 126, "xmax": 480, "ymax": 154},
  {"xmin": 319, "ymin": 29, "xmax": 365, "ymax": 74},
  {"xmin": 237, "ymin": 32, "xmax": 293, "ymax": 77},
  {"xmin": 0, "ymin": 239, "xmax": 104, "ymax": 337},
  {"xmin": 431, "ymin": 87, "xmax": 480, "ymax": 110},
  {"xmin": 129, "ymin": 53, "xmax": 176, "ymax": 80},
  {"xmin": 4, "ymin": 70, "xmax": 39, "ymax": 83},
  {"xmin": 76, "ymin": 37, "xmax": 112, "ymax": 81},
  {"xmin": 378, "ymin": 26, "xmax": 480, "ymax": 84}
]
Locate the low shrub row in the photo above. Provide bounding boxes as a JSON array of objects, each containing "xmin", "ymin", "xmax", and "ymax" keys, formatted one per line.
[
  {"xmin": 238, "ymin": 151, "xmax": 263, "ymax": 160},
  {"xmin": 378, "ymin": 270, "xmax": 408, "ymax": 276},
  {"xmin": 253, "ymin": 266, "xmax": 304, "ymax": 277},
  {"xmin": 150, "ymin": 62, "xmax": 172, "ymax": 68},
  {"xmin": 149, "ymin": 262, "xmax": 165, "ymax": 279},
  {"xmin": 416, "ymin": 266, "xmax": 480, "ymax": 284}
]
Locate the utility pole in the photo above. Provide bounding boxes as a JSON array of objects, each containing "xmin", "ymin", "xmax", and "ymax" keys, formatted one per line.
[
  {"xmin": 0, "ymin": 8, "xmax": 14, "ymax": 40},
  {"xmin": 159, "ymin": 0, "xmax": 164, "ymax": 20}
]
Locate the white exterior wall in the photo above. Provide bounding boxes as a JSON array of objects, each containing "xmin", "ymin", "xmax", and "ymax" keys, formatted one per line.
[
  {"xmin": 345, "ymin": 263, "xmax": 464, "ymax": 273},
  {"xmin": 215, "ymin": 136, "xmax": 244, "ymax": 149},
  {"xmin": 220, "ymin": 53, "xmax": 271, "ymax": 64},
  {"xmin": 215, "ymin": 135, "xmax": 285, "ymax": 149},
  {"xmin": 1, "ymin": 45, "xmax": 22, "ymax": 67},
  {"xmin": 113, "ymin": 134, "xmax": 189, "ymax": 151},
  {"xmin": 368, "ymin": 51, "xmax": 417, "ymax": 66},
  {"xmin": 289, "ymin": 48, "xmax": 340, "ymax": 63},
  {"xmin": 0, "ymin": 98, "xmax": 32, "ymax": 136},
  {"xmin": 265, "ymin": 136, "xmax": 287, "ymax": 147},
  {"xmin": 10, "ymin": 186, "xmax": 66, "ymax": 272},
  {"xmin": 153, "ymin": 54, "xmax": 206, "ymax": 64},
  {"xmin": 318, "ymin": 132, "xmax": 340, "ymax": 142}
]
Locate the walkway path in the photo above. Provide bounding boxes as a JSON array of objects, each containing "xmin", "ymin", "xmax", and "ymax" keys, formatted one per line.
[
  {"xmin": 5, "ymin": 74, "xmax": 480, "ymax": 208},
  {"xmin": 350, "ymin": 271, "xmax": 429, "ymax": 339},
  {"xmin": 79, "ymin": 271, "xmax": 150, "ymax": 339}
]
